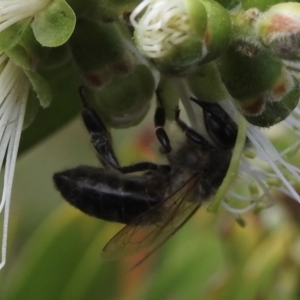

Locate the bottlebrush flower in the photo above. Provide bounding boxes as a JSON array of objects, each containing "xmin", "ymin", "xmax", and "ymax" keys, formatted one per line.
[
  {"xmin": 0, "ymin": 53, "xmax": 30, "ymax": 270},
  {"xmin": 175, "ymin": 78, "xmax": 300, "ymax": 220},
  {"xmin": 130, "ymin": 0, "xmax": 231, "ymax": 74}
]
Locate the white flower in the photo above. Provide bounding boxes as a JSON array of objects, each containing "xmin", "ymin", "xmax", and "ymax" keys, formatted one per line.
[
  {"xmin": 174, "ymin": 78, "xmax": 300, "ymax": 218},
  {"xmin": 130, "ymin": 0, "xmax": 191, "ymax": 58},
  {"xmin": 0, "ymin": 53, "xmax": 29, "ymax": 270},
  {"xmin": 0, "ymin": 0, "xmax": 50, "ymax": 32},
  {"xmin": 223, "ymin": 113, "xmax": 300, "ymax": 217}
]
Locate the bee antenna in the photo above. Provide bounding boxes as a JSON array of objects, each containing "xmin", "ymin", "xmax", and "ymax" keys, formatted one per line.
[
  {"xmin": 190, "ymin": 97, "xmax": 213, "ymax": 113},
  {"xmin": 190, "ymin": 97, "xmax": 232, "ymax": 121}
]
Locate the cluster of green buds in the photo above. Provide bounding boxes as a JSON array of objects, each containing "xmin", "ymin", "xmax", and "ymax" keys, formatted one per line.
[
  {"xmin": 1, "ymin": 0, "xmax": 300, "ymax": 269},
  {"xmin": 130, "ymin": 0, "xmax": 300, "ymax": 128},
  {"xmin": 131, "ymin": 0, "xmax": 231, "ymax": 74}
]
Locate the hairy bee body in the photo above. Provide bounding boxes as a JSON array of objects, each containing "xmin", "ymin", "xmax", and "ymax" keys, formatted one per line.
[
  {"xmin": 54, "ymin": 138, "xmax": 232, "ymax": 224},
  {"xmin": 53, "ymin": 96, "xmax": 238, "ymax": 259}
]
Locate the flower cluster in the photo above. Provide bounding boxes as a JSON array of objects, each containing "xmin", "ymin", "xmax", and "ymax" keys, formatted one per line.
[
  {"xmin": 2, "ymin": 0, "xmax": 300, "ymax": 270},
  {"xmin": 0, "ymin": 0, "xmax": 75, "ymax": 270}
]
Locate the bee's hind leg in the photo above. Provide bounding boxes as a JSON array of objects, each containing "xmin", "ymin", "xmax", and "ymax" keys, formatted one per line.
[
  {"xmin": 154, "ymin": 106, "xmax": 172, "ymax": 154},
  {"xmin": 79, "ymin": 87, "xmax": 170, "ymax": 174},
  {"xmin": 79, "ymin": 87, "xmax": 121, "ymax": 170}
]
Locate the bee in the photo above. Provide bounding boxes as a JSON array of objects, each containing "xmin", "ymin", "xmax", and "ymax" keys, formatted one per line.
[{"xmin": 53, "ymin": 90, "xmax": 238, "ymax": 263}]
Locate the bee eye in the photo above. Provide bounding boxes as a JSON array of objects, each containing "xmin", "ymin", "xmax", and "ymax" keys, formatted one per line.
[
  {"xmin": 203, "ymin": 110, "xmax": 237, "ymax": 149},
  {"xmin": 190, "ymin": 98, "xmax": 237, "ymax": 149}
]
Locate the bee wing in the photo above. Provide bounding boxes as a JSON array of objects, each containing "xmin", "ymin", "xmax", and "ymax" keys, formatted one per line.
[{"xmin": 101, "ymin": 173, "xmax": 201, "ymax": 261}]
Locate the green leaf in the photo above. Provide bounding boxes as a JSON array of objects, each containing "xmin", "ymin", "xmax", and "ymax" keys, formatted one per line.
[
  {"xmin": 31, "ymin": 0, "xmax": 76, "ymax": 47},
  {"xmin": 24, "ymin": 70, "xmax": 52, "ymax": 108},
  {"xmin": 0, "ymin": 18, "xmax": 31, "ymax": 51}
]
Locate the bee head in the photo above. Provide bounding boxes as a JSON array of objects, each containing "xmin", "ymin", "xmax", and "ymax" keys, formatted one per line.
[{"xmin": 190, "ymin": 98, "xmax": 238, "ymax": 150}]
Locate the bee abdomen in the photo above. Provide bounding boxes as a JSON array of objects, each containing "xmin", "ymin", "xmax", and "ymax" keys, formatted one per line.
[{"xmin": 53, "ymin": 166, "xmax": 165, "ymax": 224}]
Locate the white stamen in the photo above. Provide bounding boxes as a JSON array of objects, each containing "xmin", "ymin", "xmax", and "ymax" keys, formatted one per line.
[
  {"xmin": 247, "ymin": 125, "xmax": 300, "ymax": 203},
  {"xmin": 130, "ymin": 0, "xmax": 191, "ymax": 58},
  {"xmin": 179, "ymin": 91, "xmax": 300, "ymax": 214},
  {"xmin": 284, "ymin": 107, "xmax": 300, "ymax": 140},
  {"xmin": 0, "ymin": 53, "xmax": 29, "ymax": 270},
  {"xmin": 0, "ymin": 0, "xmax": 50, "ymax": 32},
  {"xmin": 221, "ymin": 201, "xmax": 256, "ymax": 215}
]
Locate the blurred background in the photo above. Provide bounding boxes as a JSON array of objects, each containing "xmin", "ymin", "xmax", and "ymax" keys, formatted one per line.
[{"xmin": 1, "ymin": 109, "xmax": 300, "ymax": 300}]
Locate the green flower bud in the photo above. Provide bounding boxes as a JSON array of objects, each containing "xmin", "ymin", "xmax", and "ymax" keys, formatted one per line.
[
  {"xmin": 217, "ymin": 45, "xmax": 299, "ymax": 126},
  {"xmin": 217, "ymin": 46, "xmax": 283, "ymax": 104},
  {"xmin": 68, "ymin": 19, "xmax": 126, "ymax": 88},
  {"xmin": 187, "ymin": 62, "xmax": 231, "ymax": 102},
  {"xmin": 88, "ymin": 64, "xmax": 155, "ymax": 128},
  {"xmin": 231, "ymin": 8, "xmax": 262, "ymax": 49},
  {"xmin": 131, "ymin": 0, "xmax": 208, "ymax": 74},
  {"xmin": 200, "ymin": 0, "xmax": 232, "ymax": 64},
  {"xmin": 256, "ymin": 2, "xmax": 300, "ymax": 59},
  {"xmin": 245, "ymin": 76, "xmax": 300, "ymax": 127}
]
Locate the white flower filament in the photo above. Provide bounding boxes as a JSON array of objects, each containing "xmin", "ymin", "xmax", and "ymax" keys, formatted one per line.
[
  {"xmin": 0, "ymin": 0, "xmax": 50, "ymax": 32},
  {"xmin": 130, "ymin": 0, "xmax": 191, "ymax": 58},
  {"xmin": 0, "ymin": 54, "xmax": 29, "ymax": 270}
]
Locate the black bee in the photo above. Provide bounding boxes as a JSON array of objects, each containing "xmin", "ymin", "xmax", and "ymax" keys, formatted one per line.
[{"xmin": 53, "ymin": 91, "xmax": 238, "ymax": 262}]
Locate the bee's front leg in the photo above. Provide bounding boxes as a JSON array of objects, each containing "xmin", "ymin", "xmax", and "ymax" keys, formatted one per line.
[
  {"xmin": 155, "ymin": 90, "xmax": 172, "ymax": 154},
  {"xmin": 174, "ymin": 107, "xmax": 212, "ymax": 148}
]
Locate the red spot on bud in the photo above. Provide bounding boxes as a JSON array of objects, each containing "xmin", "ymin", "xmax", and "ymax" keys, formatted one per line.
[
  {"xmin": 273, "ymin": 82, "xmax": 288, "ymax": 97},
  {"xmin": 240, "ymin": 96, "xmax": 265, "ymax": 116},
  {"xmin": 109, "ymin": 56, "xmax": 133, "ymax": 76},
  {"xmin": 82, "ymin": 70, "xmax": 112, "ymax": 89}
]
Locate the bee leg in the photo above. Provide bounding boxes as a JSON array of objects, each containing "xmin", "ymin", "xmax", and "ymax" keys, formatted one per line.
[
  {"xmin": 154, "ymin": 90, "xmax": 172, "ymax": 154},
  {"xmin": 154, "ymin": 107, "xmax": 172, "ymax": 154},
  {"xmin": 190, "ymin": 97, "xmax": 237, "ymax": 149},
  {"xmin": 175, "ymin": 107, "xmax": 211, "ymax": 148},
  {"xmin": 79, "ymin": 87, "xmax": 121, "ymax": 170},
  {"xmin": 79, "ymin": 87, "xmax": 170, "ymax": 174},
  {"xmin": 119, "ymin": 162, "xmax": 171, "ymax": 174}
]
